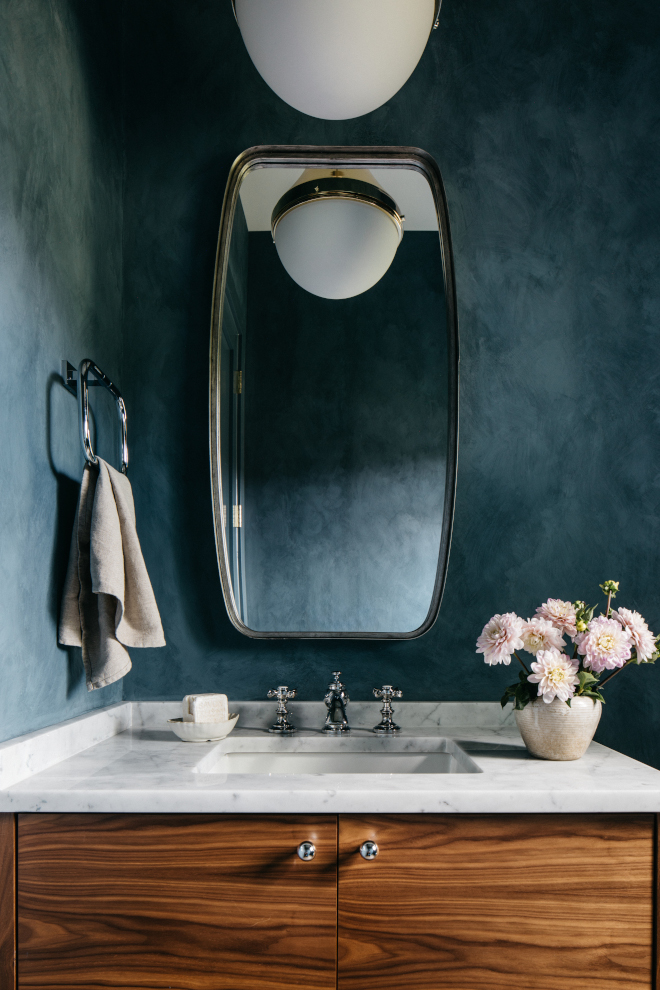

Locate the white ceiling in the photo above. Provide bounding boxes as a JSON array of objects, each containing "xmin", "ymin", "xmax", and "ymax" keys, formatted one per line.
[{"xmin": 239, "ymin": 166, "xmax": 438, "ymax": 232}]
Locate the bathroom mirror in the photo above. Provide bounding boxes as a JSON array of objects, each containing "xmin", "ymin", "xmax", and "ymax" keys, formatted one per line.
[{"xmin": 210, "ymin": 146, "xmax": 458, "ymax": 639}]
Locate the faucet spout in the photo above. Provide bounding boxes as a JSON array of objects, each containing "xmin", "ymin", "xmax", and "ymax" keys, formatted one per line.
[{"xmin": 323, "ymin": 671, "xmax": 350, "ymax": 733}]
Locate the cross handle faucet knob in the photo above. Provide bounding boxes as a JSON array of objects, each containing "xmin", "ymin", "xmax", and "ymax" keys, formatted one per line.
[
  {"xmin": 373, "ymin": 685, "xmax": 402, "ymax": 702},
  {"xmin": 267, "ymin": 686, "xmax": 297, "ymax": 703},
  {"xmin": 267, "ymin": 685, "xmax": 297, "ymax": 734},
  {"xmin": 372, "ymin": 684, "xmax": 402, "ymax": 734}
]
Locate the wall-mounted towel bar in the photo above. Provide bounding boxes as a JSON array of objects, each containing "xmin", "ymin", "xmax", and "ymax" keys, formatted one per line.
[{"xmin": 62, "ymin": 359, "xmax": 128, "ymax": 474}]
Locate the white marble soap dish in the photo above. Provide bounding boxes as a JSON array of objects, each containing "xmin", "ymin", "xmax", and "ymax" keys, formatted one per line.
[{"xmin": 168, "ymin": 713, "xmax": 239, "ymax": 742}]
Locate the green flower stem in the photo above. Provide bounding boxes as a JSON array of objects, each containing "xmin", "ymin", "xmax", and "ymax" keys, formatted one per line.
[
  {"xmin": 514, "ymin": 651, "xmax": 530, "ymax": 675},
  {"xmin": 606, "ymin": 591, "xmax": 612, "ymax": 618}
]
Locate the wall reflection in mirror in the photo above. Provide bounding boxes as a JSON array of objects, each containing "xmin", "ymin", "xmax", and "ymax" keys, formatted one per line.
[{"xmin": 210, "ymin": 148, "xmax": 458, "ymax": 639}]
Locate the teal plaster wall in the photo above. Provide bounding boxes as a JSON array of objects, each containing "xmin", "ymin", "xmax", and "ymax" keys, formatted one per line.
[
  {"xmin": 121, "ymin": 0, "xmax": 660, "ymax": 768},
  {"xmin": 4, "ymin": 1, "xmax": 657, "ymax": 768},
  {"xmin": 0, "ymin": 0, "xmax": 124, "ymax": 742}
]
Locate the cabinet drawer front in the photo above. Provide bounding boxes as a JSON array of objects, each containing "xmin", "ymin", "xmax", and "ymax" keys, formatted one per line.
[
  {"xmin": 338, "ymin": 813, "xmax": 654, "ymax": 990},
  {"xmin": 19, "ymin": 813, "xmax": 336, "ymax": 990},
  {"xmin": 0, "ymin": 814, "xmax": 15, "ymax": 990}
]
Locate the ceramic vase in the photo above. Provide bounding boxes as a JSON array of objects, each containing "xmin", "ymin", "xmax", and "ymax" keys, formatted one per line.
[{"xmin": 514, "ymin": 697, "xmax": 602, "ymax": 761}]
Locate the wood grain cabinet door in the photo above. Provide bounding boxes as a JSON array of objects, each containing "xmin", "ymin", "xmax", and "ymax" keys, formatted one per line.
[
  {"xmin": 18, "ymin": 813, "xmax": 337, "ymax": 990},
  {"xmin": 338, "ymin": 814, "xmax": 655, "ymax": 990}
]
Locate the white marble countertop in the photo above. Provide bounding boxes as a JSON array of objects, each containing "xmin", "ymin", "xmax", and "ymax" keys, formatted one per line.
[{"xmin": 1, "ymin": 701, "xmax": 659, "ymax": 814}]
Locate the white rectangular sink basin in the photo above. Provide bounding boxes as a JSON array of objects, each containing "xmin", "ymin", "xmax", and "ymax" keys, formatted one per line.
[{"xmin": 195, "ymin": 735, "xmax": 480, "ymax": 776}]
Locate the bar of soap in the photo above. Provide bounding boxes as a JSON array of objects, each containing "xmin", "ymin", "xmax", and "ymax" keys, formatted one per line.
[{"xmin": 182, "ymin": 693, "xmax": 229, "ymax": 723}]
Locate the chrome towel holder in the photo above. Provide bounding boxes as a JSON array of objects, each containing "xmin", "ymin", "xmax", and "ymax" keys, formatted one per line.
[{"xmin": 62, "ymin": 359, "xmax": 128, "ymax": 474}]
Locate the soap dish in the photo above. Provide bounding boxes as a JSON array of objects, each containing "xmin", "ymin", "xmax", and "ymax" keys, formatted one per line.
[{"xmin": 168, "ymin": 713, "xmax": 239, "ymax": 742}]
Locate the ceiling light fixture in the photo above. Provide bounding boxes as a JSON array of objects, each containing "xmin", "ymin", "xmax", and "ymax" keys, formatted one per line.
[
  {"xmin": 232, "ymin": 0, "xmax": 441, "ymax": 120},
  {"xmin": 271, "ymin": 170, "xmax": 404, "ymax": 300}
]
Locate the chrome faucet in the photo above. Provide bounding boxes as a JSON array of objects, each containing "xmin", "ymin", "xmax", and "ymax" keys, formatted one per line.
[
  {"xmin": 323, "ymin": 671, "xmax": 350, "ymax": 733},
  {"xmin": 373, "ymin": 684, "xmax": 402, "ymax": 733},
  {"xmin": 267, "ymin": 685, "xmax": 297, "ymax": 734}
]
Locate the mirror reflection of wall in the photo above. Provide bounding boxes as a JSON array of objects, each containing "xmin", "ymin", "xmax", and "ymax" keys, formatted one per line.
[{"xmin": 213, "ymin": 152, "xmax": 457, "ymax": 638}]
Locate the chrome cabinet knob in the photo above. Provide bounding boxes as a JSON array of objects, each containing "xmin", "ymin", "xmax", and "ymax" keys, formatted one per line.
[
  {"xmin": 360, "ymin": 840, "xmax": 379, "ymax": 861},
  {"xmin": 297, "ymin": 841, "xmax": 316, "ymax": 861}
]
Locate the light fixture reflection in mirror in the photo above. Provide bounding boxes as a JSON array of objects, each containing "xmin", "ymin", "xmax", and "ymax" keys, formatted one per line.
[
  {"xmin": 232, "ymin": 0, "xmax": 441, "ymax": 120},
  {"xmin": 271, "ymin": 170, "xmax": 404, "ymax": 300},
  {"xmin": 210, "ymin": 148, "xmax": 459, "ymax": 639}
]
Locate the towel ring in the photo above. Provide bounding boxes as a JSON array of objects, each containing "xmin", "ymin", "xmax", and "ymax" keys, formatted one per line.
[{"xmin": 62, "ymin": 359, "xmax": 128, "ymax": 474}]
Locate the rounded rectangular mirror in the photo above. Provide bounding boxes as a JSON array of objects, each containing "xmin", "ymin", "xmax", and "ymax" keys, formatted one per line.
[{"xmin": 210, "ymin": 146, "xmax": 458, "ymax": 639}]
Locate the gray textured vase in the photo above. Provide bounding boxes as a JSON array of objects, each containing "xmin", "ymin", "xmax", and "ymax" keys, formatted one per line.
[{"xmin": 515, "ymin": 697, "xmax": 602, "ymax": 761}]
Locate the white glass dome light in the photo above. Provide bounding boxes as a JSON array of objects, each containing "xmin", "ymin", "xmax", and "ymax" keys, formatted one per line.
[
  {"xmin": 232, "ymin": 0, "xmax": 441, "ymax": 120},
  {"xmin": 271, "ymin": 170, "xmax": 404, "ymax": 300}
]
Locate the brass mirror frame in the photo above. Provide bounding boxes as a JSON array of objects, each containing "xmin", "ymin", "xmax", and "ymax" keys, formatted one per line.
[{"xmin": 209, "ymin": 145, "xmax": 459, "ymax": 640}]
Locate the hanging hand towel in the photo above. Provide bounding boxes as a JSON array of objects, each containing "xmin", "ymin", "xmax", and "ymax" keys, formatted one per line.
[{"xmin": 59, "ymin": 458, "xmax": 165, "ymax": 690}]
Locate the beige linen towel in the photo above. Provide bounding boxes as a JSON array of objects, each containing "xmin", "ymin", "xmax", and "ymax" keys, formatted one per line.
[{"xmin": 59, "ymin": 457, "xmax": 165, "ymax": 690}]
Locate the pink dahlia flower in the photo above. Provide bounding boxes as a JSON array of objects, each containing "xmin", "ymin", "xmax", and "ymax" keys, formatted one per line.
[
  {"xmin": 612, "ymin": 608, "xmax": 656, "ymax": 662},
  {"xmin": 476, "ymin": 613, "xmax": 524, "ymax": 666},
  {"xmin": 576, "ymin": 615, "xmax": 633, "ymax": 674},
  {"xmin": 521, "ymin": 617, "xmax": 565, "ymax": 656},
  {"xmin": 528, "ymin": 649, "xmax": 580, "ymax": 703},
  {"xmin": 535, "ymin": 599, "xmax": 577, "ymax": 637}
]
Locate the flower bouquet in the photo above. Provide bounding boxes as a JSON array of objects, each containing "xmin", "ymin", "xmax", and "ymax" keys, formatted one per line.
[{"xmin": 476, "ymin": 581, "xmax": 658, "ymax": 760}]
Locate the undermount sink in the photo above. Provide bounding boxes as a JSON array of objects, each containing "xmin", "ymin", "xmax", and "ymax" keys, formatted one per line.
[{"xmin": 195, "ymin": 734, "xmax": 481, "ymax": 776}]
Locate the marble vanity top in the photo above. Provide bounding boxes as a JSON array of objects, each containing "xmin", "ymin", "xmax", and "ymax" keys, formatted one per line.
[{"xmin": 0, "ymin": 701, "xmax": 659, "ymax": 814}]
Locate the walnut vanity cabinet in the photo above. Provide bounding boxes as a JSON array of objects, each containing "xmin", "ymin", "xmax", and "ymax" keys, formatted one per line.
[
  {"xmin": 4, "ymin": 812, "xmax": 657, "ymax": 990},
  {"xmin": 338, "ymin": 814, "xmax": 655, "ymax": 990},
  {"xmin": 15, "ymin": 814, "xmax": 337, "ymax": 990}
]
